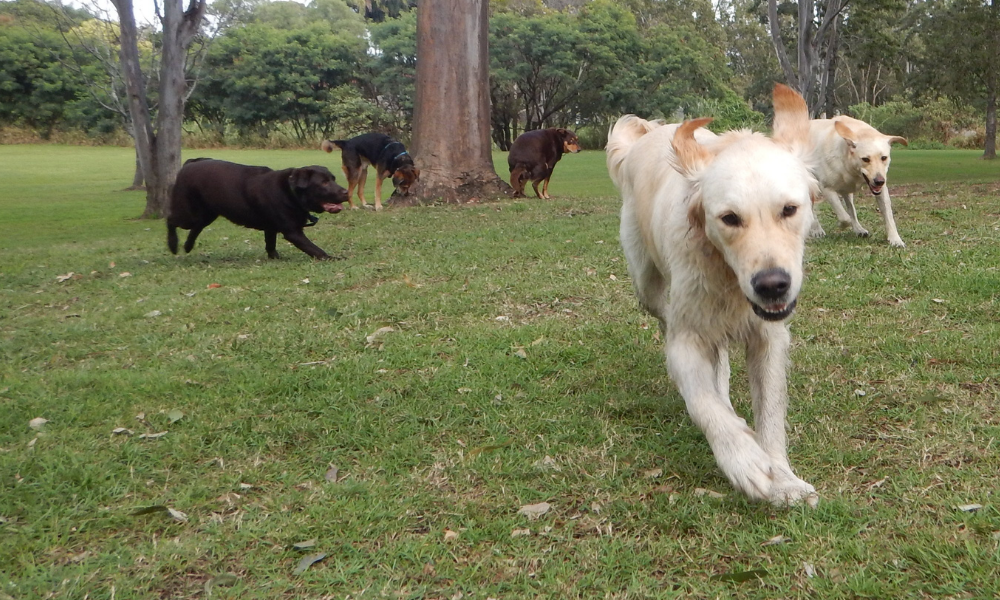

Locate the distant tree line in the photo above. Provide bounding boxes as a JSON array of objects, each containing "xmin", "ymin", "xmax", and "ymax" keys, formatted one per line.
[{"xmin": 1, "ymin": 0, "xmax": 996, "ymax": 156}]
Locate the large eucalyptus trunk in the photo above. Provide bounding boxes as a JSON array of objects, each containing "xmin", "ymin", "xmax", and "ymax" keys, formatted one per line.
[{"xmin": 405, "ymin": 0, "xmax": 509, "ymax": 204}]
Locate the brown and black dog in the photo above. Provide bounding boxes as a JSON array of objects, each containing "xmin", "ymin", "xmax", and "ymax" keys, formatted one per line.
[
  {"xmin": 321, "ymin": 133, "xmax": 420, "ymax": 211},
  {"xmin": 508, "ymin": 128, "xmax": 581, "ymax": 198},
  {"xmin": 167, "ymin": 158, "xmax": 348, "ymax": 260}
]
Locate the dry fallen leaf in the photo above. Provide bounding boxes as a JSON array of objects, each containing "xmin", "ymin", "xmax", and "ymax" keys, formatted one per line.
[
  {"xmin": 694, "ymin": 487, "xmax": 726, "ymax": 499},
  {"xmin": 119, "ymin": 272, "xmax": 132, "ymax": 278},
  {"xmin": 532, "ymin": 456, "xmax": 561, "ymax": 472},
  {"xmin": 513, "ymin": 348, "xmax": 528, "ymax": 359},
  {"xmin": 642, "ymin": 468, "xmax": 663, "ymax": 479},
  {"xmin": 292, "ymin": 539, "xmax": 317, "ymax": 550},
  {"xmin": 144, "ymin": 310, "xmax": 162, "ymax": 318},
  {"xmin": 293, "ymin": 553, "xmax": 326, "ymax": 575},
  {"xmin": 802, "ymin": 562, "xmax": 816, "ymax": 578},
  {"xmin": 111, "ymin": 428, "xmax": 133, "ymax": 436},
  {"xmin": 956, "ymin": 504, "xmax": 983, "ymax": 512},
  {"xmin": 132, "ymin": 505, "xmax": 188, "ymax": 522},
  {"xmin": 138, "ymin": 431, "xmax": 168, "ymax": 440},
  {"xmin": 167, "ymin": 409, "xmax": 184, "ymax": 423},
  {"xmin": 204, "ymin": 573, "xmax": 238, "ymax": 597},
  {"xmin": 56, "ymin": 272, "xmax": 75, "ymax": 282},
  {"xmin": 761, "ymin": 535, "xmax": 789, "ymax": 546},
  {"xmin": 510, "ymin": 528, "xmax": 531, "ymax": 538},
  {"xmin": 207, "ymin": 283, "xmax": 222, "ymax": 289},
  {"xmin": 518, "ymin": 502, "xmax": 551, "ymax": 520},
  {"xmin": 365, "ymin": 326, "xmax": 394, "ymax": 345},
  {"xmin": 325, "ymin": 465, "xmax": 339, "ymax": 483},
  {"xmin": 443, "ymin": 529, "xmax": 459, "ymax": 541},
  {"xmin": 28, "ymin": 417, "xmax": 48, "ymax": 430}
]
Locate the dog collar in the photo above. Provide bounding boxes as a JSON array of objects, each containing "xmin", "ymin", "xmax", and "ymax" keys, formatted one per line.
[{"xmin": 393, "ymin": 151, "xmax": 408, "ymax": 161}]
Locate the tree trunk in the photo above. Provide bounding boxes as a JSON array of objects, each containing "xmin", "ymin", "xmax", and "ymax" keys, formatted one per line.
[
  {"xmin": 985, "ymin": 0, "xmax": 998, "ymax": 159},
  {"xmin": 129, "ymin": 150, "xmax": 145, "ymax": 189},
  {"xmin": 406, "ymin": 0, "xmax": 509, "ymax": 204},
  {"xmin": 112, "ymin": 0, "xmax": 160, "ymax": 215},
  {"xmin": 767, "ymin": 0, "xmax": 847, "ymax": 117},
  {"xmin": 111, "ymin": 0, "xmax": 205, "ymax": 218}
]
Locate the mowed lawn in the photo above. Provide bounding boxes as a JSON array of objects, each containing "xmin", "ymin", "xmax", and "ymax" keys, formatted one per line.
[{"xmin": 1, "ymin": 144, "xmax": 999, "ymax": 599}]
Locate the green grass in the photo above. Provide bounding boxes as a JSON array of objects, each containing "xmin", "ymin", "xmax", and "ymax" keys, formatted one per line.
[{"xmin": 1, "ymin": 145, "xmax": 999, "ymax": 599}]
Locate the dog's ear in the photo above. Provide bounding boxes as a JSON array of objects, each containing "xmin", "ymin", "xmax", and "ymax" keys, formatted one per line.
[
  {"xmin": 393, "ymin": 168, "xmax": 404, "ymax": 179},
  {"xmin": 833, "ymin": 120, "xmax": 857, "ymax": 150},
  {"xmin": 687, "ymin": 194, "xmax": 705, "ymax": 233},
  {"xmin": 771, "ymin": 83, "xmax": 811, "ymax": 155},
  {"xmin": 289, "ymin": 168, "xmax": 315, "ymax": 189},
  {"xmin": 671, "ymin": 117, "xmax": 714, "ymax": 178},
  {"xmin": 886, "ymin": 135, "xmax": 908, "ymax": 146}
]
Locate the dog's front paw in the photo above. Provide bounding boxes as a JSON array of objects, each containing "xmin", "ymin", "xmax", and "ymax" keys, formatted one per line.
[
  {"xmin": 853, "ymin": 226, "xmax": 870, "ymax": 238},
  {"xmin": 713, "ymin": 431, "xmax": 778, "ymax": 502},
  {"xmin": 808, "ymin": 224, "xmax": 826, "ymax": 239},
  {"xmin": 768, "ymin": 476, "xmax": 818, "ymax": 507},
  {"xmin": 888, "ymin": 237, "xmax": 906, "ymax": 248}
]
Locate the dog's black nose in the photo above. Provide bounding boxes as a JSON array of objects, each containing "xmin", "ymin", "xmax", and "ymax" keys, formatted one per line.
[
  {"xmin": 751, "ymin": 268, "xmax": 791, "ymax": 300},
  {"xmin": 873, "ymin": 176, "xmax": 885, "ymax": 186}
]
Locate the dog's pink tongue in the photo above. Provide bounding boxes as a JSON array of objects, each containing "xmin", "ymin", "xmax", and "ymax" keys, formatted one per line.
[{"xmin": 322, "ymin": 203, "xmax": 343, "ymax": 213}]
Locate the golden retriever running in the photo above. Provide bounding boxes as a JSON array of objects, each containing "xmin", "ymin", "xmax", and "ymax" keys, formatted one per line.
[
  {"xmin": 809, "ymin": 116, "xmax": 908, "ymax": 247},
  {"xmin": 606, "ymin": 84, "xmax": 820, "ymax": 506}
]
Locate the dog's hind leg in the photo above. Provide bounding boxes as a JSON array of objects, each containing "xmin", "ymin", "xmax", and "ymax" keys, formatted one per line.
[
  {"xmin": 875, "ymin": 187, "xmax": 905, "ymax": 247},
  {"xmin": 825, "ymin": 190, "xmax": 869, "ymax": 237},
  {"xmin": 746, "ymin": 324, "xmax": 818, "ymax": 506},
  {"xmin": 264, "ymin": 230, "xmax": 280, "ymax": 259},
  {"xmin": 509, "ymin": 165, "xmax": 527, "ymax": 197},
  {"xmin": 167, "ymin": 224, "xmax": 180, "ymax": 254},
  {"xmin": 541, "ymin": 174, "xmax": 552, "ymax": 199}
]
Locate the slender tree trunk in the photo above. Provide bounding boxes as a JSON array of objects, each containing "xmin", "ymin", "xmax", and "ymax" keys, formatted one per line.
[
  {"xmin": 407, "ymin": 0, "xmax": 509, "ymax": 204},
  {"xmin": 111, "ymin": 0, "xmax": 205, "ymax": 218},
  {"xmin": 112, "ymin": 0, "xmax": 159, "ymax": 215},
  {"xmin": 130, "ymin": 150, "xmax": 145, "ymax": 189},
  {"xmin": 985, "ymin": 0, "xmax": 998, "ymax": 159}
]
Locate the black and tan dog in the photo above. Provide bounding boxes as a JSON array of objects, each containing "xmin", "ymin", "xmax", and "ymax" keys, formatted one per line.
[
  {"xmin": 321, "ymin": 133, "xmax": 420, "ymax": 211},
  {"xmin": 167, "ymin": 158, "xmax": 348, "ymax": 260},
  {"xmin": 508, "ymin": 128, "xmax": 581, "ymax": 198}
]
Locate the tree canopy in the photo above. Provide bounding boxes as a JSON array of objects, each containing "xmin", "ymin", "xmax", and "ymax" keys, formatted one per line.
[{"xmin": 1, "ymin": 0, "xmax": 996, "ymax": 156}]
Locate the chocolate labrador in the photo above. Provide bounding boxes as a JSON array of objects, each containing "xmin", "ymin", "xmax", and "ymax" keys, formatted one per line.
[{"xmin": 167, "ymin": 158, "xmax": 349, "ymax": 260}]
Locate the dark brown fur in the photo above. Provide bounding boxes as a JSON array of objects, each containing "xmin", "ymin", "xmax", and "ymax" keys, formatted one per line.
[
  {"xmin": 507, "ymin": 128, "xmax": 581, "ymax": 198},
  {"xmin": 321, "ymin": 133, "xmax": 420, "ymax": 211},
  {"xmin": 166, "ymin": 158, "xmax": 348, "ymax": 260}
]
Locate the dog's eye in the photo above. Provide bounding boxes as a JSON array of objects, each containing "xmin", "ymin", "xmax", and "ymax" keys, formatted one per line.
[
  {"xmin": 861, "ymin": 157, "xmax": 871, "ymax": 163},
  {"xmin": 881, "ymin": 156, "xmax": 887, "ymax": 161},
  {"xmin": 720, "ymin": 213, "xmax": 742, "ymax": 227},
  {"xmin": 782, "ymin": 205, "xmax": 798, "ymax": 218}
]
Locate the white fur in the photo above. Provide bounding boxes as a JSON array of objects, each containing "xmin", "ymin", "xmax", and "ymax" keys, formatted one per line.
[
  {"xmin": 606, "ymin": 87, "xmax": 820, "ymax": 506},
  {"xmin": 808, "ymin": 115, "xmax": 908, "ymax": 247}
]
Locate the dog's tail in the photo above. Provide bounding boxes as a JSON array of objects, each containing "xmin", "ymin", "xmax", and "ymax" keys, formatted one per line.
[
  {"xmin": 606, "ymin": 115, "xmax": 661, "ymax": 186},
  {"xmin": 321, "ymin": 140, "xmax": 347, "ymax": 153}
]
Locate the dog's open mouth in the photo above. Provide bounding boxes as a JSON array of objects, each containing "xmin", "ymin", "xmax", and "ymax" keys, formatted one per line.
[
  {"xmin": 322, "ymin": 203, "xmax": 343, "ymax": 214},
  {"xmin": 862, "ymin": 174, "xmax": 883, "ymax": 196},
  {"xmin": 749, "ymin": 298, "xmax": 797, "ymax": 321}
]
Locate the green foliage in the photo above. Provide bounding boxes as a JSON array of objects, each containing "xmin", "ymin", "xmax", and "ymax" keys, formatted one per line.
[
  {"xmin": 191, "ymin": 22, "xmax": 370, "ymax": 142},
  {"xmin": 0, "ymin": 13, "xmax": 95, "ymax": 138},
  {"xmin": 849, "ymin": 98, "xmax": 984, "ymax": 147}
]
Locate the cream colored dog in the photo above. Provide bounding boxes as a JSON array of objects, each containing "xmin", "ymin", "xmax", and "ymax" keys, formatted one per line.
[
  {"xmin": 606, "ymin": 84, "xmax": 820, "ymax": 506},
  {"xmin": 809, "ymin": 116, "xmax": 908, "ymax": 247}
]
